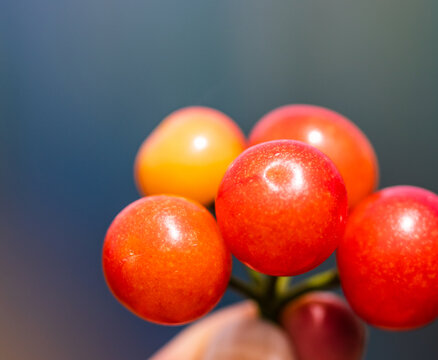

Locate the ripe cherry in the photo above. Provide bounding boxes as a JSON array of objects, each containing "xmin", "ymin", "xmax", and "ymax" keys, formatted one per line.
[
  {"xmin": 249, "ymin": 104, "xmax": 379, "ymax": 208},
  {"xmin": 337, "ymin": 186, "xmax": 438, "ymax": 329},
  {"xmin": 281, "ymin": 292, "xmax": 366, "ymax": 360},
  {"xmin": 215, "ymin": 140, "xmax": 348, "ymax": 276},
  {"xmin": 135, "ymin": 106, "xmax": 246, "ymax": 205},
  {"xmin": 102, "ymin": 195, "xmax": 232, "ymax": 325}
]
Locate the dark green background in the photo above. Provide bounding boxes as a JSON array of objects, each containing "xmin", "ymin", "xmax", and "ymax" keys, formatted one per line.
[{"xmin": 1, "ymin": 1, "xmax": 438, "ymax": 359}]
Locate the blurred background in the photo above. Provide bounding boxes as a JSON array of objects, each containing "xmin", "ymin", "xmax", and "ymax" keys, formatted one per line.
[{"xmin": 1, "ymin": 0, "xmax": 438, "ymax": 359}]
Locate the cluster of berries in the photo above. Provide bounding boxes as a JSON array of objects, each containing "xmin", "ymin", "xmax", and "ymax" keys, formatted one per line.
[{"xmin": 102, "ymin": 104, "xmax": 438, "ymax": 358}]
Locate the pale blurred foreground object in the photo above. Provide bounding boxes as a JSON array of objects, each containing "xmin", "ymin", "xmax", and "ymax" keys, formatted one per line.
[
  {"xmin": 203, "ymin": 317, "xmax": 295, "ymax": 360},
  {"xmin": 151, "ymin": 301, "xmax": 296, "ymax": 360}
]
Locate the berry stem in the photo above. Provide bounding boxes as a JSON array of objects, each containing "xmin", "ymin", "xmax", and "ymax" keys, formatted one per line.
[
  {"xmin": 246, "ymin": 268, "xmax": 264, "ymax": 287},
  {"xmin": 276, "ymin": 276, "xmax": 292, "ymax": 294},
  {"xmin": 274, "ymin": 268, "xmax": 340, "ymax": 316},
  {"xmin": 258, "ymin": 276, "xmax": 280, "ymax": 322},
  {"xmin": 228, "ymin": 276, "xmax": 261, "ymax": 302},
  {"xmin": 264, "ymin": 275, "xmax": 278, "ymax": 300},
  {"xmin": 228, "ymin": 268, "xmax": 341, "ymax": 323}
]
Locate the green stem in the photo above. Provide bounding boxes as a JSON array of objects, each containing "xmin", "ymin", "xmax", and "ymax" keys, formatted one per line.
[
  {"xmin": 264, "ymin": 275, "xmax": 278, "ymax": 301},
  {"xmin": 228, "ymin": 268, "xmax": 341, "ymax": 324},
  {"xmin": 276, "ymin": 276, "xmax": 292, "ymax": 294},
  {"xmin": 258, "ymin": 276, "xmax": 279, "ymax": 322},
  {"xmin": 228, "ymin": 275, "xmax": 261, "ymax": 302},
  {"xmin": 274, "ymin": 268, "xmax": 340, "ymax": 316},
  {"xmin": 246, "ymin": 267, "xmax": 264, "ymax": 288}
]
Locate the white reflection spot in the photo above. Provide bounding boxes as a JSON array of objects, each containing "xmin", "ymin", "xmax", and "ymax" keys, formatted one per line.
[
  {"xmin": 263, "ymin": 160, "xmax": 304, "ymax": 192},
  {"xmin": 165, "ymin": 216, "xmax": 182, "ymax": 243},
  {"xmin": 400, "ymin": 215, "xmax": 415, "ymax": 233},
  {"xmin": 193, "ymin": 136, "xmax": 208, "ymax": 150},
  {"xmin": 308, "ymin": 130, "xmax": 323, "ymax": 145},
  {"xmin": 310, "ymin": 304, "xmax": 326, "ymax": 326}
]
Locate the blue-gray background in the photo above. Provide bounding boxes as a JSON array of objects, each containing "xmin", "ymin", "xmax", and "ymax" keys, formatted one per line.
[{"xmin": 1, "ymin": 1, "xmax": 438, "ymax": 359}]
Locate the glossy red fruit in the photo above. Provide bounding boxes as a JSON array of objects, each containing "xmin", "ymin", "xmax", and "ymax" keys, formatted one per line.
[
  {"xmin": 337, "ymin": 186, "xmax": 438, "ymax": 329},
  {"xmin": 249, "ymin": 105, "xmax": 379, "ymax": 208},
  {"xmin": 281, "ymin": 292, "xmax": 366, "ymax": 360},
  {"xmin": 215, "ymin": 140, "xmax": 348, "ymax": 276},
  {"xmin": 102, "ymin": 195, "xmax": 232, "ymax": 325}
]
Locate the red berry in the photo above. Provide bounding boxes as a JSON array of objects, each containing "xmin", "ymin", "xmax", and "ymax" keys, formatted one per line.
[
  {"xmin": 281, "ymin": 292, "xmax": 366, "ymax": 360},
  {"xmin": 337, "ymin": 186, "xmax": 438, "ymax": 329},
  {"xmin": 102, "ymin": 195, "xmax": 232, "ymax": 325},
  {"xmin": 215, "ymin": 140, "xmax": 348, "ymax": 276},
  {"xmin": 249, "ymin": 105, "xmax": 379, "ymax": 208}
]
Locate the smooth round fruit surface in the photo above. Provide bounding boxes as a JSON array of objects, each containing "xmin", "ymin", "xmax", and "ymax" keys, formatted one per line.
[
  {"xmin": 281, "ymin": 292, "xmax": 366, "ymax": 360},
  {"xmin": 337, "ymin": 186, "xmax": 438, "ymax": 329},
  {"xmin": 102, "ymin": 195, "xmax": 232, "ymax": 325},
  {"xmin": 249, "ymin": 104, "xmax": 379, "ymax": 208},
  {"xmin": 135, "ymin": 106, "xmax": 246, "ymax": 205},
  {"xmin": 215, "ymin": 140, "xmax": 348, "ymax": 276}
]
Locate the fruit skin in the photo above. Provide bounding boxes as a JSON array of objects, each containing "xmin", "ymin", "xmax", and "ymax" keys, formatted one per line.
[
  {"xmin": 135, "ymin": 106, "xmax": 246, "ymax": 205},
  {"xmin": 249, "ymin": 104, "xmax": 379, "ymax": 208},
  {"xmin": 281, "ymin": 292, "xmax": 366, "ymax": 360},
  {"xmin": 215, "ymin": 140, "xmax": 348, "ymax": 276},
  {"xmin": 102, "ymin": 195, "xmax": 232, "ymax": 325},
  {"xmin": 337, "ymin": 186, "xmax": 438, "ymax": 330}
]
